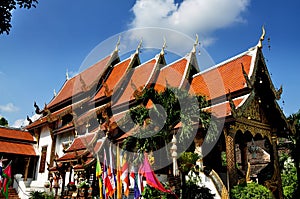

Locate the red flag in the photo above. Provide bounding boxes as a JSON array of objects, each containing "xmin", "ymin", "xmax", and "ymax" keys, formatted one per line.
[
  {"xmin": 103, "ymin": 149, "xmax": 113, "ymax": 198},
  {"xmin": 107, "ymin": 144, "xmax": 116, "ymax": 197},
  {"xmin": 139, "ymin": 153, "xmax": 172, "ymax": 193},
  {"xmin": 1, "ymin": 164, "xmax": 12, "ymax": 199}
]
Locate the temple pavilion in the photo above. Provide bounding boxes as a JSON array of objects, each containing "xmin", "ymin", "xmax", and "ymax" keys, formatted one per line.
[{"xmin": 24, "ymin": 29, "xmax": 291, "ymax": 199}]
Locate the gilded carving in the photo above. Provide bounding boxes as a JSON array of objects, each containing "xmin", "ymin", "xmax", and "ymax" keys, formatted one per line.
[{"xmin": 242, "ymin": 99, "xmax": 261, "ymax": 122}]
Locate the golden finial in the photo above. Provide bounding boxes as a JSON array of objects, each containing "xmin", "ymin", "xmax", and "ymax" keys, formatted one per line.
[
  {"xmin": 257, "ymin": 26, "xmax": 266, "ymax": 48},
  {"xmin": 191, "ymin": 33, "xmax": 199, "ymax": 54},
  {"xmin": 66, "ymin": 68, "xmax": 69, "ymax": 80},
  {"xmin": 115, "ymin": 35, "xmax": 121, "ymax": 52},
  {"xmin": 135, "ymin": 38, "xmax": 143, "ymax": 54},
  {"xmin": 160, "ymin": 37, "xmax": 167, "ymax": 55}
]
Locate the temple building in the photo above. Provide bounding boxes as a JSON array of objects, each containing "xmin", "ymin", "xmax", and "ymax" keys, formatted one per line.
[
  {"xmin": 23, "ymin": 29, "xmax": 291, "ymax": 199},
  {"xmin": 0, "ymin": 126, "xmax": 37, "ymax": 184}
]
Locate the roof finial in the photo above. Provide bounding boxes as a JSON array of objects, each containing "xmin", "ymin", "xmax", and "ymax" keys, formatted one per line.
[
  {"xmin": 192, "ymin": 34, "xmax": 199, "ymax": 53},
  {"xmin": 53, "ymin": 89, "xmax": 57, "ymax": 97},
  {"xmin": 257, "ymin": 25, "xmax": 266, "ymax": 48},
  {"xmin": 135, "ymin": 38, "xmax": 143, "ymax": 54},
  {"xmin": 160, "ymin": 37, "xmax": 167, "ymax": 55},
  {"xmin": 66, "ymin": 68, "xmax": 69, "ymax": 80},
  {"xmin": 115, "ymin": 35, "xmax": 121, "ymax": 52}
]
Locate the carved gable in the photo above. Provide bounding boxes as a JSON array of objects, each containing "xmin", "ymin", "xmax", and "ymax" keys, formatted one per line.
[{"xmin": 240, "ymin": 98, "xmax": 269, "ymax": 124}]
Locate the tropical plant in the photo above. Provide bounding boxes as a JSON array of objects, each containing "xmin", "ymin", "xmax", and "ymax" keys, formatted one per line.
[
  {"xmin": 121, "ymin": 86, "xmax": 213, "ymax": 154},
  {"xmin": 280, "ymin": 153, "xmax": 298, "ymax": 199},
  {"xmin": 185, "ymin": 172, "xmax": 215, "ymax": 199},
  {"xmin": 29, "ymin": 190, "xmax": 54, "ymax": 199},
  {"xmin": 231, "ymin": 182, "xmax": 274, "ymax": 199},
  {"xmin": 178, "ymin": 152, "xmax": 199, "ymax": 173},
  {"xmin": 142, "ymin": 185, "xmax": 176, "ymax": 199}
]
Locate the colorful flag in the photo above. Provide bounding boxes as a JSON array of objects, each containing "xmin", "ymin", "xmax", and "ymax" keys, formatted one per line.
[
  {"xmin": 1, "ymin": 163, "xmax": 12, "ymax": 199},
  {"xmin": 139, "ymin": 153, "xmax": 172, "ymax": 193},
  {"xmin": 107, "ymin": 144, "xmax": 116, "ymax": 197},
  {"xmin": 96, "ymin": 156, "xmax": 103, "ymax": 199},
  {"xmin": 130, "ymin": 166, "xmax": 141, "ymax": 199},
  {"xmin": 116, "ymin": 144, "xmax": 122, "ymax": 199},
  {"xmin": 103, "ymin": 149, "xmax": 112, "ymax": 198},
  {"xmin": 121, "ymin": 152, "xmax": 129, "ymax": 197},
  {"xmin": 137, "ymin": 171, "xmax": 144, "ymax": 195}
]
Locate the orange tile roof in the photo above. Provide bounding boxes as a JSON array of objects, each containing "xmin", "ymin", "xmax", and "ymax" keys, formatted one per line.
[
  {"xmin": 25, "ymin": 116, "xmax": 48, "ymax": 129},
  {"xmin": 0, "ymin": 141, "xmax": 36, "ymax": 156},
  {"xmin": 57, "ymin": 149, "xmax": 87, "ymax": 162},
  {"xmin": 65, "ymin": 133, "xmax": 97, "ymax": 152},
  {"xmin": 26, "ymin": 98, "xmax": 87, "ymax": 130},
  {"xmin": 189, "ymin": 54, "xmax": 252, "ymax": 100},
  {"xmin": 94, "ymin": 58, "xmax": 132, "ymax": 100},
  {"xmin": 47, "ymin": 55, "xmax": 112, "ymax": 108},
  {"xmin": 113, "ymin": 59, "xmax": 157, "ymax": 107},
  {"xmin": 208, "ymin": 96, "xmax": 246, "ymax": 118},
  {"xmin": 53, "ymin": 122, "xmax": 74, "ymax": 134},
  {"xmin": 73, "ymin": 158, "xmax": 95, "ymax": 170},
  {"xmin": 0, "ymin": 127, "xmax": 34, "ymax": 142},
  {"xmin": 154, "ymin": 58, "xmax": 188, "ymax": 92}
]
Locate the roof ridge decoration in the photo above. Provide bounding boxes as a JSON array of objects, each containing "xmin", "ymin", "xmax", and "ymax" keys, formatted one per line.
[
  {"xmin": 160, "ymin": 37, "xmax": 167, "ymax": 55},
  {"xmin": 66, "ymin": 68, "xmax": 70, "ymax": 80},
  {"xmin": 192, "ymin": 33, "xmax": 199, "ymax": 54},
  {"xmin": 241, "ymin": 63, "xmax": 253, "ymax": 89},
  {"xmin": 257, "ymin": 25, "xmax": 266, "ymax": 49},
  {"xmin": 115, "ymin": 35, "xmax": 121, "ymax": 52},
  {"xmin": 228, "ymin": 90, "xmax": 237, "ymax": 118},
  {"xmin": 135, "ymin": 38, "xmax": 143, "ymax": 54}
]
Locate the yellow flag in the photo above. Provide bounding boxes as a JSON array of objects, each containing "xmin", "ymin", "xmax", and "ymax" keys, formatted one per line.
[{"xmin": 96, "ymin": 156, "xmax": 103, "ymax": 199}]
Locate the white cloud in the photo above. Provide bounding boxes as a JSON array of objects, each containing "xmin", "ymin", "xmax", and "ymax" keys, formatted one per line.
[
  {"xmin": 129, "ymin": 0, "xmax": 250, "ymax": 45},
  {"xmin": 12, "ymin": 114, "xmax": 41, "ymax": 128},
  {"xmin": 0, "ymin": 103, "xmax": 19, "ymax": 113}
]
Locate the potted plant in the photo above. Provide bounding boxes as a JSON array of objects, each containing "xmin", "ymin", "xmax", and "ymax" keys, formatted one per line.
[{"xmin": 44, "ymin": 181, "xmax": 51, "ymax": 188}]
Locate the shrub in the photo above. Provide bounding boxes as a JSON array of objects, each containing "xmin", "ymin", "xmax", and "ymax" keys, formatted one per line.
[{"xmin": 231, "ymin": 182, "xmax": 274, "ymax": 199}]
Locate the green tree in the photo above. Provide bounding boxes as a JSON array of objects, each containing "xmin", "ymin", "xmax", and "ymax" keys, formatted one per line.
[
  {"xmin": 0, "ymin": 116, "xmax": 8, "ymax": 126},
  {"xmin": 231, "ymin": 182, "xmax": 274, "ymax": 199},
  {"xmin": 121, "ymin": 86, "xmax": 212, "ymax": 153},
  {"xmin": 286, "ymin": 111, "xmax": 300, "ymax": 197},
  {"xmin": 280, "ymin": 153, "xmax": 298, "ymax": 199},
  {"xmin": 0, "ymin": 0, "xmax": 38, "ymax": 35}
]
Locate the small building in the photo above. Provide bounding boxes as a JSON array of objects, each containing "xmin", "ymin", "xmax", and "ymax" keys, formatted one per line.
[{"xmin": 0, "ymin": 126, "xmax": 37, "ymax": 185}]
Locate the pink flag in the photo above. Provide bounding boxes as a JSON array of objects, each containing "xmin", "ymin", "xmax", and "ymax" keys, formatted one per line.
[{"xmin": 139, "ymin": 153, "xmax": 172, "ymax": 193}]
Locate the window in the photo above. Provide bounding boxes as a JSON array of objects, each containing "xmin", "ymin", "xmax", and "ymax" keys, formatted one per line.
[{"xmin": 39, "ymin": 146, "xmax": 47, "ymax": 173}]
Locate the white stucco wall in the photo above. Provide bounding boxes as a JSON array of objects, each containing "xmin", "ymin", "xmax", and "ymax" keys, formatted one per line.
[{"xmin": 31, "ymin": 125, "xmax": 52, "ymax": 188}]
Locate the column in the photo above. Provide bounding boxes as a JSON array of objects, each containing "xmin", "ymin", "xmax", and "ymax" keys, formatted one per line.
[
  {"xmin": 271, "ymin": 135, "xmax": 284, "ymax": 199},
  {"xmin": 239, "ymin": 141, "xmax": 248, "ymax": 171},
  {"xmin": 225, "ymin": 128, "xmax": 238, "ymax": 188},
  {"xmin": 24, "ymin": 157, "xmax": 31, "ymax": 181}
]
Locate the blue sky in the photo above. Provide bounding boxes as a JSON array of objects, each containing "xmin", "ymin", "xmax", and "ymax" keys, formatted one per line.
[{"xmin": 0, "ymin": 0, "xmax": 299, "ymax": 126}]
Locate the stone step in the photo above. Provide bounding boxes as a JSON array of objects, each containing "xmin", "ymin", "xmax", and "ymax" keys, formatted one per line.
[{"xmin": 0, "ymin": 188, "xmax": 20, "ymax": 199}]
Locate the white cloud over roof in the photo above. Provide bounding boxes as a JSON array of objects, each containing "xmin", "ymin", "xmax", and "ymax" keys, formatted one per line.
[{"xmin": 130, "ymin": 0, "xmax": 250, "ymax": 45}]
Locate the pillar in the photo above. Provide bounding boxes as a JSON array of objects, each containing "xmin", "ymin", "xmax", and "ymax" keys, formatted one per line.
[
  {"xmin": 225, "ymin": 128, "xmax": 238, "ymax": 188},
  {"xmin": 271, "ymin": 135, "xmax": 284, "ymax": 199},
  {"xmin": 239, "ymin": 141, "xmax": 248, "ymax": 171},
  {"xmin": 24, "ymin": 157, "xmax": 31, "ymax": 181}
]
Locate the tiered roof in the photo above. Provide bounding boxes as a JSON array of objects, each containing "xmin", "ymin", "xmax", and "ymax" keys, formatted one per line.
[{"xmin": 26, "ymin": 33, "xmax": 290, "ymax": 168}]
